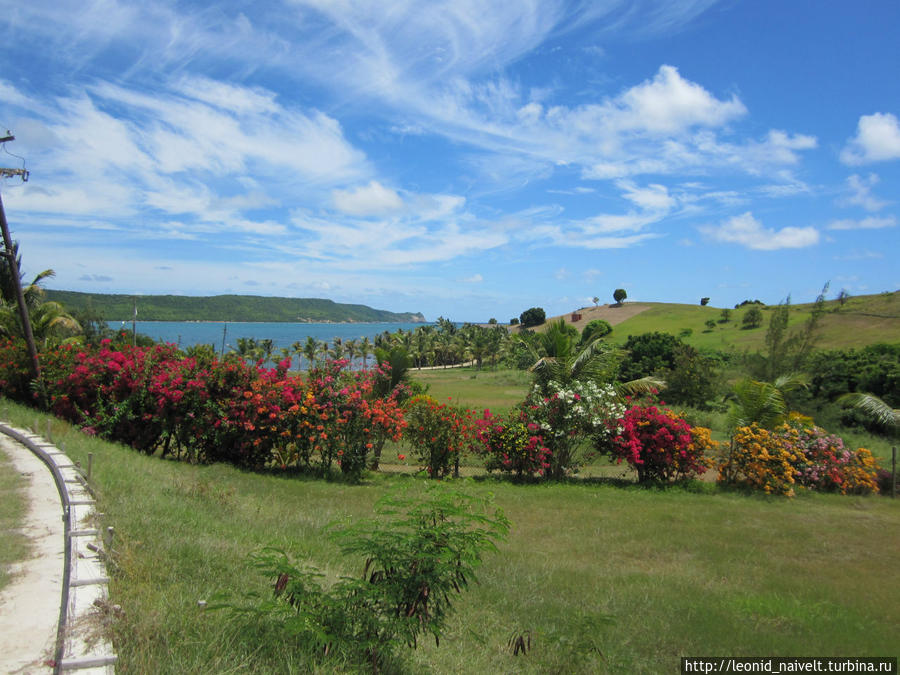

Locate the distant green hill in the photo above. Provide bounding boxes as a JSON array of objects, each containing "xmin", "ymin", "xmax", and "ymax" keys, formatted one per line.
[
  {"xmin": 608, "ymin": 291, "xmax": 900, "ymax": 352},
  {"xmin": 45, "ymin": 290, "xmax": 427, "ymax": 324},
  {"xmin": 535, "ymin": 290, "xmax": 899, "ymax": 353}
]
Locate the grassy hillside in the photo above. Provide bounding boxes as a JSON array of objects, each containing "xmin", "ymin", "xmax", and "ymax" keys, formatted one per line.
[
  {"xmin": 1, "ymin": 400, "xmax": 896, "ymax": 673},
  {"xmin": 44, "ymin": 290, "xmax": 426, "ymax": 323},
  {"xmin": 538, "ymin": 291, "xmax": 899, "ymax": 352}
]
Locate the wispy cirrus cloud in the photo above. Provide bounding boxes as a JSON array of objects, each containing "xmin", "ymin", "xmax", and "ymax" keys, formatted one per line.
[
  {"xmin": 827, "ymin": 215, "xmax": 896, "ymax": 231},
  {"xmin": 839, "ymin": 174, "xmax": 890, "ymax": 212}
]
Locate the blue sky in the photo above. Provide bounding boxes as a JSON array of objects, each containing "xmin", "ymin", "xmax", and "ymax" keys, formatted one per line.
[{"xmin": 1, "ymin": 1, "xmax": 898, "ymax": 322}]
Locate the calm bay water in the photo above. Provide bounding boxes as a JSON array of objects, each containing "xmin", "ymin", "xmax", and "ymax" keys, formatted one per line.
[{"xmin": 107, "ymin": 320, "xmax": 427, "ymax": 357}]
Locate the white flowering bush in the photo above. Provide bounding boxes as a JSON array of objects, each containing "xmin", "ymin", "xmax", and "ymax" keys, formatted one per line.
[{"xmin": 523, "ymin": 379, "xmax": 626, "ymax": 478}]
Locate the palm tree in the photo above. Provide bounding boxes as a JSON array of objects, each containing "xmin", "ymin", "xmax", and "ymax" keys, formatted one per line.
[
  {"xmin": 318, "ymin": 339, "xmax": 330, "ymax": 364},
  {"xmin": 258, "ymin": 339, "xmax": 275, "ymax": 363},
  {"xmin": 234, "ymin": 337, "xmax": 258, "ymax": 361},
  {"xmin": 329, "ymin": 336, "xmax": 345, "ymax": 360},
  {"xmin": 0, "ymin": 269, "xmax": 81, "ymax": 345},
  {"xmin": 726, "ymin": 373, "xmax": 807, "ymax": 430},
  {"xmin": 359, "ymin": 336, "xmax": 372, "ymax": 370},
  {"xmin": 302, "ymin": 336, "xmax": 319, "ymax": 371},
  {"xmin": 291, "ymin": 340, "xmax": 306, "ymax": 369},
  {"xmin": 0, "ymin": 242, "xmax": 54, "ymax": 309},
  {"xmin": 525, "ymin": 320, "xmax": 662, "ymax": 399}
]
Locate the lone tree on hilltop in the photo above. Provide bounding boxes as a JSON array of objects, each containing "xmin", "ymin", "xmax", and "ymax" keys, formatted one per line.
[
  {"xmin": 701, "ymin": 297, "xmax": 710, "ymax": 306},
  {"xmin": 613, "ymin": 288, "xmax": 627, "ymax": 306},
  {"xmin": 519, "ymin": 307, "xmax": 546, "ymax": 328}
]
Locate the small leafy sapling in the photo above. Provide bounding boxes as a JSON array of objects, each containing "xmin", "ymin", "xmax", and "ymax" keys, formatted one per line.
[{"xmin": 217, "ymin": 484, "xmax": 510, "ymax": 670}]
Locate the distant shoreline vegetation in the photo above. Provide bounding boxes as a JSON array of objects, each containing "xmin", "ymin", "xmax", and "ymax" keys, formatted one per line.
[{"xmin": 45, "ymin": 290, "xmax": 426, "ymax": 324}]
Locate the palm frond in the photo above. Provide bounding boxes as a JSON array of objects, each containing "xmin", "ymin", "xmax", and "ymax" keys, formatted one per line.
[
  {"xmin": 727, "ymin": 378, "xmax": 787, "ymax": 430},
  {"xmin": 838, "ymin": 392, "xmax": 899, "ymax": 432},
  {"xmin": 618, "ymin": 376, "xmax": 666, "ymax": 398},
  {"xmin": 772, "ymin": 372, "xmax": 808, "ymax": 394}
]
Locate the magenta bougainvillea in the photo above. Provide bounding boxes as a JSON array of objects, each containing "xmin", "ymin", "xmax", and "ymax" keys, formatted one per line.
[{"xmin": 607, "ymin": 404, "xmax": 713, "ymax": 483}]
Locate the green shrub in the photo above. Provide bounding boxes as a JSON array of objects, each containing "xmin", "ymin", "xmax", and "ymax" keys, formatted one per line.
[{"xmin": 580, "ymin": 319, "xmax": 612, "ymax": 344}]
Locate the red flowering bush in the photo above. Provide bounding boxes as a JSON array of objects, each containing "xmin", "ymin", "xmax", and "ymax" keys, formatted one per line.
[
  {"xmin": 404, "ymin": 396, "xmax": 475, "ymax": 479},
  {"xmin": 0, "ymin": 338, "xmax": 33, "ymax": 401},
  {"xmin": 474, "ymin": 408, "xmax": 550, "ymax": 479},
  {"xmin": 607, "ymin": 405, "xmax": 713, "ymax": 483}
]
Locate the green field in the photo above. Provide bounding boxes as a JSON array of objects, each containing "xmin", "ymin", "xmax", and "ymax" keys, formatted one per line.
[
  {"xmin": 602, "ymin": 291, "xmax": 900, "ymax": 352},
  {"xmin": 0, "ymin": 398, "xmax": 896, "ymax": 673},
  {"xmin": 411, "ymin": 367, "xmax": 532, "ymax": 414}
]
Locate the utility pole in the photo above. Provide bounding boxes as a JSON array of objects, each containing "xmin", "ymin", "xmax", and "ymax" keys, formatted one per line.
[{"xmin": 0, "ymin": 133, "xmax": 41, "ymax": 381}]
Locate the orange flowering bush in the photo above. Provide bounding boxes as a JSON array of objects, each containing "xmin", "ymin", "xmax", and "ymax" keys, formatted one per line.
[{"xmin": 404, "ymin": 395, "xmax": 475, "ymax": 479}]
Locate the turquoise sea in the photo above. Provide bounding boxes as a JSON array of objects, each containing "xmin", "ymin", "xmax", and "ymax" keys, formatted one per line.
[{"xmin": 107, "ymin": 320, "xmax": 427, "ymax": 361}]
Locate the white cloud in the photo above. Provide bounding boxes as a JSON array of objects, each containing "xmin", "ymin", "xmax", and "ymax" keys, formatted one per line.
[
  {"xmin": 840, "ymin": 174, "xmax": 889, "ymax": 212},
  {"xmin": 701, "ymin": 212, "xmax": 819, "ymax": 250},
  {"xmin": 617, "ymin": 180, "xmax": 676, "ymax": 212},
  {"xmin": 462, "ymin": 273, "xmax": 484, "ymax": 283},
  {"xmin": 332, "ymin": 181, "xmax": 404, "ymax": 216},
  {"xmin": 827, "ymin": 216, "xmax": 896, "ymax": 230},
  {"xmin": 841, "ymin": 112, "xmax": 900, "ymax": 165},
  {"xmin": 615, "ymin": 65, "xmax": 747, "ymax": 134}
]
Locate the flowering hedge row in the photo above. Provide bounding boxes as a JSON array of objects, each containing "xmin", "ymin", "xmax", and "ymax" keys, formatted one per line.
[
  {"xmin": 0, "ymin": 337, "xmax": 882, "ymax": 495},
  {"xmin": 718, "ymin": 418, "xmax": 880, "ymax": 497},
  {"xmin": 0, "ymin": 338, "xmax": 406, "ymax": 480}
]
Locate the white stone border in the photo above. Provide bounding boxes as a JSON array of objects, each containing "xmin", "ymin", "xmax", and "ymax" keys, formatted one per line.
[{"xmin": 0, "ymin": 422, "xmax": 117, "ymax": 674}]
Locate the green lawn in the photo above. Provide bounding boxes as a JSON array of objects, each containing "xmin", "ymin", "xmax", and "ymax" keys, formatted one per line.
[
  {"xmin": 411, "ymin": 366, "xmax": 532, "ymax": 414},
  {"xmin": 0, "ymin": 438, "xmax": 30, "ymax": 592},
  {"xmin": 0, "ymin": 398, "xmax": 896, "ymax": 673}
]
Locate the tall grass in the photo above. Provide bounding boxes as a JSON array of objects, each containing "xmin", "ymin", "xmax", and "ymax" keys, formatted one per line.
[
  {"xmin": 0, "ymin": 398, "xmax": 897, "ymax": 673},
  {"xmin": 0, "ymin": 441, "xmax": 30, "ymax": 591}
]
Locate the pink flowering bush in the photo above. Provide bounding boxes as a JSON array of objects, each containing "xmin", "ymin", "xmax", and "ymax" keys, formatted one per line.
[
  {"xmin": 778, "ymin": 418, "xmax": 879, "ymax": 495},
  {"xmin": 606, "ymin": 405, "xmax": 714, "ymax": 483}
]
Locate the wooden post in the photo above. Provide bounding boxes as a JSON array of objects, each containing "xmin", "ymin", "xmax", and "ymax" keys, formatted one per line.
[{"xmin": 87, "ymin": 452, "xmax": 94, "ymax": 481}]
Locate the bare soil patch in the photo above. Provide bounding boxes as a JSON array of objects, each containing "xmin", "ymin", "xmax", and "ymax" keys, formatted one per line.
[{"xmin": 511, "ymin": 303, "xmax": 651, "ymax": 333}]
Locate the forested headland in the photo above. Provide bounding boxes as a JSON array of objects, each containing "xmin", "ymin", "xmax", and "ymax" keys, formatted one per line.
[{"xmin": 44, "ymin": 290, "xmax": 427, "ymax": 323}]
